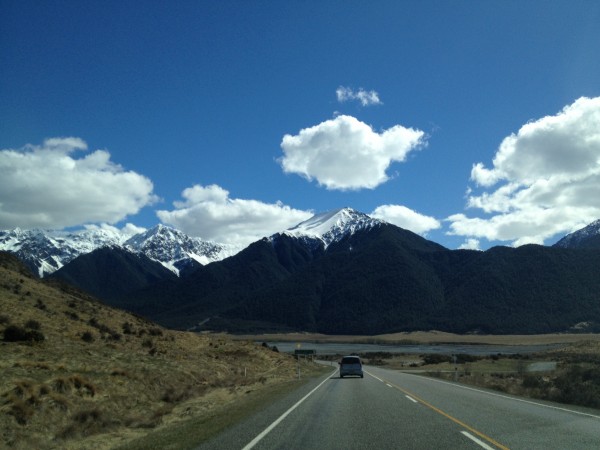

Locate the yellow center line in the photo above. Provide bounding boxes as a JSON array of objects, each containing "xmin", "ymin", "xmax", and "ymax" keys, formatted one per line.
[{"xmin": 365, "ymin": 370, "xmax": 510, "ymax": 450}]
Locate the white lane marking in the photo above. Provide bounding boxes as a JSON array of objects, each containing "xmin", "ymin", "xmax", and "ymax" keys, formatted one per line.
[
  {"xmin": 241, "ymin": 369, "xmax": 337, "ymax": 450},
  {"xmin": 370, "ymin": 373, "xmax": 384, "ymax": 383},
  {"xmin": 369, "ymin": 372, "xmax": 419, "ymax": 404},
  {"xmin": 461, "ymin": 431, "xmax": 496, "ymax": 450},
  {"xmin": 408, "ymin": 373, "xmax": 600, "ymax": 421}
]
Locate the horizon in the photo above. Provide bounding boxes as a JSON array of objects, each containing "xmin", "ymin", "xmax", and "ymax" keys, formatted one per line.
[
  {"xmin": 0, "ymin": 205, "xmax": 587, "ymax": 251},
  {"xmin": 2, "ymin": 1, "xmax": 600, "ymax": 250}
]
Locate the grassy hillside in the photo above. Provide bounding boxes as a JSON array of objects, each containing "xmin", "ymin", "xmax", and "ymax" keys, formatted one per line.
[{"xmin": 0, "ymin": 252, "xmax": 305, "ymax": 449}]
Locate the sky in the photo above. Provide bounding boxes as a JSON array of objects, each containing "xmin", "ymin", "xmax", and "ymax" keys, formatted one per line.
[{"xmin": 1, "ymin": 0, "xmax": 600, "ymax": 250}]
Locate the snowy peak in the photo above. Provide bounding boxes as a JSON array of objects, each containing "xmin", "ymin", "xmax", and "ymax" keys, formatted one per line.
[
  {"xmin": 0, "ymin": 225, "xmax": 244, "ymax": 277},
  {"xmin": 0, "ymin": 227, "xmax": 125, "ymax": 277},
  {"xmin": 554, "ymin": 219, "xmax": 600, "ymax": 249},
  {"xmin": 283, "ymin": 207, "xmax": 383, "ymax": 248},
  {"xmin": 124, "ymin": 224, "xmax": 243, "ymax": 274}
]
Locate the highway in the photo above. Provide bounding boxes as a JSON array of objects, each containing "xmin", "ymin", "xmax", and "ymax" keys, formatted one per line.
[{"xmin": 196, "ymin": 364, "xmax": 600, "ymax": 449}]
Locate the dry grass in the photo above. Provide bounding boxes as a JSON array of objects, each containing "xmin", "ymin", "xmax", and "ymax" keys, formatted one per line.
[
  {"xmin": 0, "ymin": 254, "xmax": 306, "ymax": 449},
  {"xmin": 233, "ymin": 330, "xmax": 600, "ymax": 346},
  {"xmin": 362, "ymin": 340, "xmax": 600, "ymax": 410}
]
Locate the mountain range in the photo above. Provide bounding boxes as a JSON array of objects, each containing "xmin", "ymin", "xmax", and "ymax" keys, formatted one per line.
[
  {"xmin": 0, "ymin": 225, "xmax": 243, "ymax": 277},
  {"xmin": 3, "ymin": 208, "xmax": 600, "ymax": 335}
]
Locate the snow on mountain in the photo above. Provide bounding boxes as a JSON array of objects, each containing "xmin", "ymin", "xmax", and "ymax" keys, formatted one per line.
[
  {"xmin": 124, "ymin": 225, "xmax": 243, "ymax": 274},
  {"xmin": 281, "ymin": 207, "xmax": 383, "ymax": 248},
  {"xmin": 0, "ymin": 225, "xmax": 244, "ymax": 277},
  {"xmin": 1, "ymin": 208, "xmax": 381, "ymax": 278},
  {"xmin": 553, "ymin": 219, "xmax": 600, "ymax": 249},
  {"xmin": 0, "ymin": 228, "xmax": 125, "ymax": 277}
]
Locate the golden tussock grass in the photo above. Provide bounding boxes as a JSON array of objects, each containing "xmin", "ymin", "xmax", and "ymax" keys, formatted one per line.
[{"xmin": 0, "ymin": 253, "xmax": 306, "ymax": 449}]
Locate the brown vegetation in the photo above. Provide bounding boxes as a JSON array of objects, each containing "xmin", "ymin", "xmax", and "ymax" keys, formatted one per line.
[
  {"xmin": 0, "ymin": 253, "xmax": 307, "ymax": 449},
  {"xmin": 362, "ymin": 341, "xmax": 600, "ymax": 410},
  {"xmin": 234, "ymin": 330, "xmax": 600, "ymax": 346}
]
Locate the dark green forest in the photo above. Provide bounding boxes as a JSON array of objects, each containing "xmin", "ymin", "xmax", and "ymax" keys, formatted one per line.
[{"xmin": 49, "ymin": 224, "xmax": 600, "ymax": 335}]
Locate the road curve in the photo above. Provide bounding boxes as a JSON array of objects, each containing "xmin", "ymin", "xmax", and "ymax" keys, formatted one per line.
[{"xmin": 195, "ymin": 364, "xmax": 600, "ymax": 449}]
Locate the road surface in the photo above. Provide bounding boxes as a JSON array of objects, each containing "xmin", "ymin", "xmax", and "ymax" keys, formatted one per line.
[{"xmin": 196, "ymin": 364, "xmax": 600, "ymax": 449}]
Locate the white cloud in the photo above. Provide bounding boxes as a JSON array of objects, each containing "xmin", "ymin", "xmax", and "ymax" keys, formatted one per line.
[
  {"xmin": 0, "ymin": 138, "xmax": 156, "ymax": 230},
  {"xmin": 371, "ymin": 204, "xmax": 440, "ymax": 236},
  {"xmin": 84, "ymin": 222, "xmax": 147, "ymax": 239},
  {"xmin": 156, "ymin": 184, "xmax": 313, "ymax": 246},
  {"xmin": 458, "ymin": 238, "xmax": 481, "ymax": 250},
  {"xmin": 448, "ymin": 97, "xmax": 600, "ymax": 246},
  {"xmin": 336, "ymin": 86, "xmax": 382, "ymax": 106},
  {"xmin": 279, "ymin": 115, "xmax": 426, "ymax": 190}
]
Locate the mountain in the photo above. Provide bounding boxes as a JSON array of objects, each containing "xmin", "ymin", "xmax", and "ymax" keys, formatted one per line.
[
  {"xmin": 0, "ymin": 228, "xmax": 125, "ymax": 277},
  {"xmin": 124, "ymin": 224, "xmax": 242, "ymax": 275},
  {"xmin": 48, "ymin": 246, "xmax": 178, "ymax": 306},
  {"xmin": 281, "ymin": 207, "xmax": 384, "ymax": 249},
  {"xmin": 120, "ymin": 208, "xmax": 451, "ymax": 333},
  {"xmin": 553, "ymin": 219, "xmax": 600, "ymax": 249},
  {"xmin": 7, "ymin": 209, "xmax": 600, "ymax": 335},
  {"xmin": 0, "ymin": 225, "xmax": 242, "ymax": 277},
  {"xmin": 118, "ymin": 209, "xmax": 600, "ymax": 335}
]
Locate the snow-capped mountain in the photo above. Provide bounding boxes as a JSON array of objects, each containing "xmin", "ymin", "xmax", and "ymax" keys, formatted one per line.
[
  {"xmin": 280, "ymin": 207, "xmax": 384, "ymax": 249},
  {"xmin": 124, "ymin": 225, "xmax": 242, "ymax": 274},
  {"xmin": 553, "ymin": 219, "xmax": 600, "ymax": 249},
  {"xmin": 2, "ymin": 208, "xmax": 381, "ymax": 278},
  {"xmin": 0, "ymin": 225, "xmax": 243, "ymax": 277},
  {"xmin": 0, "ymin": 228, "xmax": 126, "ymax": 277}
]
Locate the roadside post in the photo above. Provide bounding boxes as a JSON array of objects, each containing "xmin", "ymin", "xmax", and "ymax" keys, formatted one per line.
[
  {"xmin": 453, "ymin": 354, "xmax": 458, "ymax": 382},
  {"xmin": 296, "ymin": 343, "xmax": 301, "ymax": 379},
  {"xmin": 294, "ymin": 346, "xmax": 317, "ymax": 380}
]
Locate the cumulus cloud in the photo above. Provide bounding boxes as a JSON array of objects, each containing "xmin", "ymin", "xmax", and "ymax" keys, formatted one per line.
[
  {"xmin": 84, "ymin": 222, "xmax": 147, "ymax": 238},
  {"xmin": 371, "ymin": 204, "xmax": 440, "ymax": 236},
  {"xmin": 448, "ymin": 97, "xmax": 600, "ymax": 246},
  {"xmin": 156, "ymin": 184, "xmax": 312, "ymax": 246},
  {"xmin": 336, "ymin": 86, "xmax": 382, "ymax": 106},
  {"xmin": 279, "ymin": 115, "xmax": 426, "ymax": 190},
  {"xmin": 458, "ymin": 238, "xmax": 481, "ymax": 250},
  {"xmin": 0, "ymin": 138, "xmax": 156, "ymax": 230}
]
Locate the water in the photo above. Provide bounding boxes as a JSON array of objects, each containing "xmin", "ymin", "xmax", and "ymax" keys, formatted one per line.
[{"xmin": 266, "ymin": 341, "xmax": 560, "ymax": 356}]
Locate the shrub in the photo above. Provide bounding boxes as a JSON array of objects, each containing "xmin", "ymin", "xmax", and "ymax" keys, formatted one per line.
[
  {"xmin": 81, "ymin": 331, "xmax": 94, "ymax": 343},
  {"xmin": 52, "ymin": 378, "xmax": 69, "ymax": 393},
  {"xmin": 25, "ymin": 319, "xmax": 41, "ymax": 330},
  {"xmin": 35, "ymin": 299, "xmax": 47, "ymax": 311},
  {"xmin": 64, "ymin": 310, "xmax": 79, "ymax": 320},
  {"xmin": 3, "ymin": 324, "xmax": 45, "ymax": 342},
  {"xmin": 9, "ymin": 398, "xmax": 34, "ymax": 425},
  {"xmin": 0, "ymin": 314, "xmax": 10, "ymax": 325},
  {"xmin": 59, "ymin": 408, "xmax": 115, "ymax": 438},
  {"xmin": 422, "ymin": 354, "xmax": 452, "ymax": 365},
  {"xmin": 147, "ymin": 327, "xmax": 163, "ymax": 336}
]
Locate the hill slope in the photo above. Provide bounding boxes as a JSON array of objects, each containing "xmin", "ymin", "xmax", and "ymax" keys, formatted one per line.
[{"xmin": 0, "ymin": 252, "xmax": 300, "ymax": 449}]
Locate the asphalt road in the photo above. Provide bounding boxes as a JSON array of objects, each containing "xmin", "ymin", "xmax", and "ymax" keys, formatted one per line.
[{"xmin": 196, "ymin": 364, "xmax": 600, "ymax": 449}]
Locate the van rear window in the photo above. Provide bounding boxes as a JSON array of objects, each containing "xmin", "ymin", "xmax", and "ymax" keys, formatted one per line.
[{"xmin": 341, "ymin": 357, "xmax": 360, "ymax": 364}]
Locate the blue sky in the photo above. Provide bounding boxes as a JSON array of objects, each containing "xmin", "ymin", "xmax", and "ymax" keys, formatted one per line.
[{"xmin": 1, "ymin": 0, "xmax": 600, "ymax": 249}]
